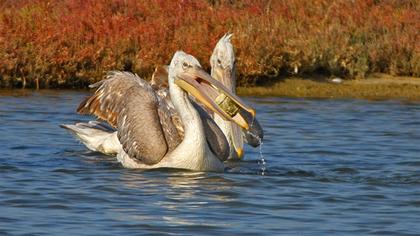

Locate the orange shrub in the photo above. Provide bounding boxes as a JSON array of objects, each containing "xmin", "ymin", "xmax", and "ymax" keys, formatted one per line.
[{"xmin": 0, "ymin": 0, "xmax": 418, "ymax": 88}]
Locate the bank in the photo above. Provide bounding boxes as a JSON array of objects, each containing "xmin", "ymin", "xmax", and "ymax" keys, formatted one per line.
[
  {"xmin": 1, "ymin": 73, "xmax": 419, "ymax": 101},
  {"xmin": 237, "ymin": 74, "xmax": 420, "ymax": 101}
]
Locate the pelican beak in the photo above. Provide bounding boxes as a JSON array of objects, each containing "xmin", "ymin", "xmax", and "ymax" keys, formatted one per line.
[
  {"xmin": 213, "ymin": 65, "xmax": 247, "ymax": 158},
  {"xmin": 230, "ymin": 124, "xmax": 244, "ymax": 159},
  {"xmin": 211, "ymin": 64, "xmax": 264, "ymax": 147},
  {"xmin": 176, "ymin": 66, "xmax": 255, "ymax": 130},
  {"xmin": 212, "ymin": 66, "xmax": 234, "ymax": 92}
]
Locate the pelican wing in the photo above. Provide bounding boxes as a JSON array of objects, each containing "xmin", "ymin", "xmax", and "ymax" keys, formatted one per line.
[
  {"xmin": 192, "ymin": 102, "xmax": 229, "ymax": 161},
  {"xmin": 154, "ymin": 88, "xmax": 185, "ymax": 143},
  {"xmin": 151, "ymin": 66, "xmax": 185, "ymax": 139},
  {"xmin": 150, "ymin": 65, "xmax": 169, "ymax": 90},
  {"xmin": 155, "ymin": 88, "xmax": 183, "ymax": 151},
  {"xmin": 77, "ymin": 71, "xmax": 179, "ymax": 165}
]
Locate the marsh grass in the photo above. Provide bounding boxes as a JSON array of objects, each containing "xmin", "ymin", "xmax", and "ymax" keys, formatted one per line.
[{"xmin": 0, "ymin": 0, "xmax": 419, "ymax": 89}]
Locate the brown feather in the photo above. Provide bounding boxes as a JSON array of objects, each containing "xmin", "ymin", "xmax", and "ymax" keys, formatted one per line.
[
  {"xmin": 151, "ymin": 65, "xmax": 169, "ymax": 90},
  {"xmin": 77, "ymin": 71, "xmax": 171, "ymax": 165}
]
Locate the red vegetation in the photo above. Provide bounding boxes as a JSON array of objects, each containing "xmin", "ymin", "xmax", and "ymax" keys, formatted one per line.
[{"xmin": 0, "ymin": 0, "xmax": 418, "ymax": 88}]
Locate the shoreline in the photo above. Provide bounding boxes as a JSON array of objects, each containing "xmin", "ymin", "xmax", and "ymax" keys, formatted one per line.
[
  {"xmin": 1, "ymin": 74, "xmax": 419, "ymax": 101},
  {"xmin": 237, "ymin": 74, "xmax": 420, "ymax": 101}
]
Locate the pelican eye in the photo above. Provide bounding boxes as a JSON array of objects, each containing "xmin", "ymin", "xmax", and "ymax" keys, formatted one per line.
[
  {"xmin": 182, "ymin": 62, "xmax": 190, "ymax": 69},
  {"xmin": 217, "ymin": 59, "xmax": 222, "ymax": 66}
]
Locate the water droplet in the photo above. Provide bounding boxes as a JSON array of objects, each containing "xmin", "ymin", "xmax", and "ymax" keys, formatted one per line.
[{"xmin": 246, "ymin": 128, "xmax": 266, "ymax": 176}]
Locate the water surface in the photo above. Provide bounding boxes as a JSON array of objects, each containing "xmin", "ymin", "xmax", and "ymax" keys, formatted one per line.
[{"xmin": 1, "ymin": 90, "xmax": 419, "ymax": 235}]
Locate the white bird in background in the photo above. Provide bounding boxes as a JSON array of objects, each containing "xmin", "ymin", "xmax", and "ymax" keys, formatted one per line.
[{"xmin": 209, "ymin": 34, "xmax": 263, "ymax": 159}]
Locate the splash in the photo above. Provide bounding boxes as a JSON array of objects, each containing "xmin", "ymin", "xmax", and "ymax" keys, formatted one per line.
[
  {"xmin": 256, "ymin": 137, "xmax": 266, "ymax": 175},
  {"xmin": 246, "ymin": 127, "xmax": 266, "ymax": 176}
]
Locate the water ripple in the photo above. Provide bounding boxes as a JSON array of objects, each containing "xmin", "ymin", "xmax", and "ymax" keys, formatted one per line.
[{"xmin": 0, "ymin": 92, "xmax": 420, "ymax": 235}]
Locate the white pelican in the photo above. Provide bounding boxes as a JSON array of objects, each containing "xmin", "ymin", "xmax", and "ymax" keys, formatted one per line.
[
  {"xmin": 151, "ymin": 34, "xmax": 264, "ymax": 160},
  {"xmin": 62, "ymin": 34, "xmax": 263, "ymax": 161},
  {"xmin": 209, "ymin": 33, "xmax": 263, "ymax": 159},
  {"xmin": 63, "ymin": 51, "xmax": 256, "ymax": 172}
]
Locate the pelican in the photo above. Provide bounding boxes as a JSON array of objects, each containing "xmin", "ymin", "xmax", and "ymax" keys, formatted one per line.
[
  {"xmin": 63, "ymin": 51, "xmax": 257, "ymax": 172},
  {"xmin": 209, "ymin": 33, "xmax": 263, "ymax": 159},
  {"xmin": 62, "ymin": 34, "xmax": 263, "ymax": 161},
  {"xmin": 151, "ymin": 34, "xmax": 264, "ymax": 160}
]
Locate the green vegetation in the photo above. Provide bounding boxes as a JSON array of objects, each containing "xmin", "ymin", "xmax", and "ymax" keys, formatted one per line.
[
  {"xmin": 238, "ymin": 74, "xmax": 420, "ymax": 100},
  {"xmin": 0, "ymin": 0, "xmax": 419, "ymax": 89}
]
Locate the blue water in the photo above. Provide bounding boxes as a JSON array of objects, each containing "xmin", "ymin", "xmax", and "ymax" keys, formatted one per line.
[{"xmin": 1, "ymin": 90, "xmax": 419, "ymax": 235}]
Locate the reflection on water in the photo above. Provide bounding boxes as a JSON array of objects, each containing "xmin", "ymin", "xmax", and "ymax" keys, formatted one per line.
[{"xmin": 1, "ymin": 90, "xmax": 420, "ymax": 235}]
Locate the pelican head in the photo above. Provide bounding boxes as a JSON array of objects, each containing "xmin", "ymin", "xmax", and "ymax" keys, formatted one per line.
[
  {"xmin": 210, "ymin": 33, "xmax": 236, "ymax": 92},
  {"xmin": 169, "ymin": 51, "xmax": 255, "ymax": 131}
]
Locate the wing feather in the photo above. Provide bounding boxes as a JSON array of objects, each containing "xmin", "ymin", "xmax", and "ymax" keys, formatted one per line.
[{"xmin": 77, "ymin": 71, "xmax": 169, "ymax": 165}]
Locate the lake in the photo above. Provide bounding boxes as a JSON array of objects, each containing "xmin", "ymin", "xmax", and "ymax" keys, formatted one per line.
[{"xmin": 1, "ymin": 90, "xmax": 419, "ymax": 235}]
